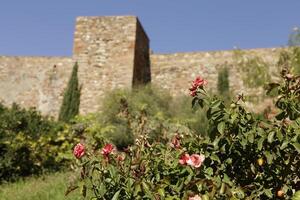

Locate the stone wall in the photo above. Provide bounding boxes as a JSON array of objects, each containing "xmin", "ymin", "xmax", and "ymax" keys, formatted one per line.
[
  {"xmin": 0, "ymin": 56, "xmax": 73, "ymax": 116},
  {"xmin": 0, "ymin": 15, "xmax": 287, "ymax": 117},
  {"xmin": 151, "ymin": 48, "xmax": 284, "ymax": 98}
]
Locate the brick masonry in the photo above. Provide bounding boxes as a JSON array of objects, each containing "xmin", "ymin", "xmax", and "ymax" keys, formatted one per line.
[{"xmin": 0, "ymin": 16, "xmax": 285, "ymax": 117}]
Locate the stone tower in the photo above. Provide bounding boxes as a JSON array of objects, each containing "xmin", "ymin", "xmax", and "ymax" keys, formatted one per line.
[{"xmin": 73, "ymin": 16, "xmax": 151, "ymax": 113}]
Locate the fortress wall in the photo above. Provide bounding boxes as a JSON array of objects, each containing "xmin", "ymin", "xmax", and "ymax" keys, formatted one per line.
[
  {"xmin": 151, "ymin": 48, "xmax": 284, "ymax": 97},
  {"xmin": 0, "ymin": 56, "xmax": 73, "ymax": 116},
  {"xmin": 73, "ymin": 16, "xmax": 138, "ymax": 114},
  {"xmin": 0, "ymin": 15, "xmax": 288, "ymax": 117}
]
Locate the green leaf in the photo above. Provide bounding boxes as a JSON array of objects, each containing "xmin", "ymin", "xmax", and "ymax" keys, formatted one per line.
[
  {"xmin": 220, "ymin": 182, "xmax": 226, "ymax": 194},
  {"xmin": 276, "ymin": 111, "xmax": 286, "ymax": 120},
  {"xmin": 198, "ymin": 98, "xmax": 204, "ymax": 108},
  {"xmin": 258, "ymin": 137, "xmax": 265, "ymax": 150},
  {"xmin": 292, "ymin": 191, "xmax": 300, "ymax": 200},
  {"xmin": 202, "ymin": 194, "xmax": 210, "ymax": 200},
  {"xmin": 211, "ymin": 100, "xmax": 222, "ymax": 109},
  {"xmin": 192, "ymin": 98, "xmax": 198, "ymax": 108},
  {"xmin": 248, "ymin": 132, "xmax": 254, "ymax": 143},
  {"xmin": 80, "ymin": 184, "xmax": 87, "ymax": 197},
  {"xmin": 263, "ymin": 189, "xmax": 273, "ymax": 198},
  {"xmin": 112, "ymin": 190, "xmax": 121, "ymax": 200},
  {"xmin": 211, "ymin": 154, "xmax": 220, "ymax": 163},
  {"xmin": 134, "ymin": 184, "xmax": 141, "ymax": 197},
  {"xmin": 217, "ymin": 122, "xmax": 225, "ymax": 134},
  {"xmin": 142, "ymin": 182, "xmax": 155, "ymax": 199},
  {"xmin": 276, "ymin": 130, "xmax": 283, "ymax": 142},
  {"xmin": 280, "ymin": 140, "xmax": 289, "ymax": 150},
  {"xmin": 184, "ymin": 173, "xmax": 193, "ymax": 184},
  {"xmin": 292, "ymin": 143, "xmax": 300, "ymax": 153},
  {"xmin": 99, "ymin": 183, "xmax": 106, "ymax": 197},
  {"xmin": 158, "ymin": 188, "xmax": 165, "ymax": 198},
  {"xmin": 205, "ymin": 167, "xmax": 213, "ymax": 177},
  {"xmin": 223, "ymin": 173, "xmax": 233, "ymax": 186},
  {"xmin": 250, "ymin": 163, "xmax": 256, "ymax": 174},
  {"xmin": 267, "ymin": 132, "xmax": 275, "ymax": 143},
  {"xmin": 109, "ymin": 165, "xmax": 117, "ymax": 180},
  {"xmin": 207, "ymin": 107, "xmax": 212, "ymax": 119},
  {"xmin": 230, "ymin": 113, "xmax": 238, "ymax": 123},
  {"xmin": 213, "ymin": 137, "xmax": 220, "ymax": 149},
  {"xmin": 264, "ymin": 151, "xmax": 273, "ymax": 164}
]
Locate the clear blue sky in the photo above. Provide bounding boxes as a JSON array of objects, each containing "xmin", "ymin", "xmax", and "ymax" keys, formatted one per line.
[{"xmin": 0, "ymin": 0, "xmax": 299, "ymax": 56}]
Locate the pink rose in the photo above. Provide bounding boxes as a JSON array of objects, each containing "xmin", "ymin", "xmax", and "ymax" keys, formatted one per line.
[
  {"xmin": 187, "ymin": 154, "xmax": 205, "ymax": 168},
  {"xmin": 179, "ymin": 153, "xmax": 205, "ymax": 168},
  {"xmin": 73, "ymin": 143, "xmax": 85, "ymax": 159},
  {"xmin": 191, "ymin": 77, "xmax": 207, "ymax": 89},
  {"xmin": 101, "ymin": 144, "xmax": 114, "ymax": 157},
  {"xmin": 179, "ymin": 153, "xmax": 190, "ymax": 165},
  {"xmin": 189, "ymin": 76, "xmax": 207, "ymax": 97},
  {"xmin": 189, "ymin": 194, "xmax": 202, "ymax": 200}
]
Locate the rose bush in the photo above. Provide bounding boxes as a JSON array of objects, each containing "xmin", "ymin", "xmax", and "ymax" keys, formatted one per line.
[{"xmin": 69, "ymin": 69, "xmax": 300, "ymax": 199}]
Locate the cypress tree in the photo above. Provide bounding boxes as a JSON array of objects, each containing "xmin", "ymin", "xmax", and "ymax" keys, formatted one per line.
[
  {"xmin": 217, "ymin": 66, "xmax": 232, "ymax": 104},
  {"xmin": 217, "ymin": 66, "xmax": 230, "ymax": 95},
  {"xmin": 58, "ymin": 62, "xmax": 81, "ymax": 122}
]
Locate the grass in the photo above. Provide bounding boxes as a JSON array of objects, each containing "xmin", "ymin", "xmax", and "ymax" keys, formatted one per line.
[{"xmin": 0, "ymin": 172, "xmax": 83, "ymax": 200}]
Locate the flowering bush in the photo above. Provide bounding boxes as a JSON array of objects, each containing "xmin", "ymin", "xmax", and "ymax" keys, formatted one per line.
[{"xmin": 69, "ymin": 70, "xmax": 300, "ymax": 199}]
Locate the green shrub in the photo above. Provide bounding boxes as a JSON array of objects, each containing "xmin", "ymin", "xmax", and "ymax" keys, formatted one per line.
[
  {"xmin": 168, "ymin": 95, "xmax": 209, "ymax": 135},
  {"xmin": 65, "ymin": 85, "xmax": 210, "ymax": 152},
  {"xmin": 99, "ymin": 85, "xmax": 173, "ymax": 148},
  {"xmin": 0, "ymin": 103, "xmax": 79, "ymax": 182},
  {"xmin": 277, "ymin": 47, "xmax": 300, "ymax": 79},
  {"xmin": 100, "ymin": 85, "xmax": 171, "ymax": 122},
  {"xmin": 58, "ymin": 62, "xmax": 81, "ymax": 123},
  {"xmin": 234, "ymin": 54, "xmax": 270, "ymax": 88}
]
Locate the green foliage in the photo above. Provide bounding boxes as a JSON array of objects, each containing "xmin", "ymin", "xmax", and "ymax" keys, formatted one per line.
[
  {"xmin": 100, "ymin": 85, "xmax": 171, "ymax": 122},
  {"xmin": 69, "ymin": 86, "xmax": 197, "ymax": 150},
  {"xmin": 169, "ymin": 96, "xmax": 209, "ymax": 135},
  {"xmin": 70, "ymin": 85, "xmax": 209, "ymax": 150},
  {"xmin": 0, "ymin": 103, "xmax": 79, "ymax": 182},
  {"xmin": 234, "ymin": 54, "xmax": 270, "ymax": 88},
  {"xmin": 70, "ymin": 69, "xmax": 300, "ymax": 199},
  {"xmin": 266, "ymin": 67, "xmax": 300, "ymax": 120},
  {"xmin": 98, "ymin": 86, "xmax": 171, "ymax": 149},
  {"xmin": 278, "ymin": 47, "xmax": 300, "ymax": 76},
  {"xmin": 189, "ymin": 70, "xmax": 300, "ymax": 198},
  {"xmin": 58, "ymin": 62, "xmax": 81, "ymax": 122}
]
